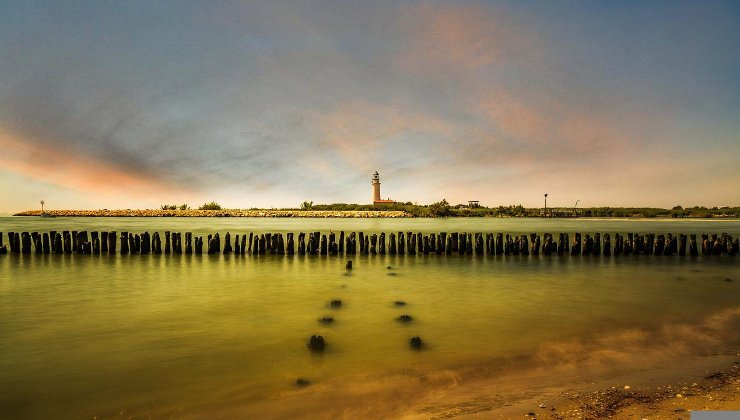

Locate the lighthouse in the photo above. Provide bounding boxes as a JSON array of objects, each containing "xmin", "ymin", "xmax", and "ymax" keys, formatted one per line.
[
  {"xmin": 372, "ymin": 171, "xmax": 381, "ymax": 202},
  {"xmin": 371, "ymin": 171, "xmax": 396, "ymax": 204}
]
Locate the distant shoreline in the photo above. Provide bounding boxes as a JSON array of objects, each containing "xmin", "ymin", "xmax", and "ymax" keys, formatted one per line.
[
  {"xmin": 10, "ymin": 209, "xmax": 740, "ymax": 218},
  {"xmin": 12, "ymin": 209, "xmax": 413, "ymax": 218}
]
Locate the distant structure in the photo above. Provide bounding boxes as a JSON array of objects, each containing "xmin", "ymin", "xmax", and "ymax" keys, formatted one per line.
[{"xmin": 372, "ymin": 171, "xmax": 396, "ymax": 204}]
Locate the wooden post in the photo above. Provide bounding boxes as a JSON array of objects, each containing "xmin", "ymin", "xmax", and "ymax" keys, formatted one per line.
[
  {"xmin": 712, "ymin": 234, "xmax": 721, "ymax": 256},
  {"xmin": 119, "ymin": 232, "xmax": 128, "ymax": 254},
  {"xmin": 321, "ymin": 234, "xmax": 328, "ymax": 255},
  {"xmin": 298, "ymin": 233, "xmax": 306, "ymax": 255},
  {"xmin": 458, "ymin": 233, "xmax": 467, "ymax": 255},
  {"xmin": 287, "ymin": 233, "xmax": 295, "ymax": 255},
  {"xmin": 581, "ymin": 234, "xmax": 592, "ymax": 256},
  {"xmin": 358, "ymin": 232, "xmax": 365, "ymax": 254},
  {"xmin": 571, "ymin": 233, "xmax": 581, "ymax": 256},
  {"xmin": 407, "ymin": 232, "xmax": 415, "ymax": 255},
  {"xmin": 398, "ymin": 232, "xmax": 405, "ymax": 254},
  {"xmin": 329, "ymin": 232, "xmax": 337, "ymax": 255},
  {"xmin": 223, "ymin": 232, "xmax": 233, "ymax": 254},
  {"xmin": 517, "ymin": 234, "xmax": 527, "ymax": 256},
  {"xmin": 379, "ymin": 233, "xmax": 386, "ymax": 255},
  {"xmin": 41, "ymin": 232, "xmax": 50, "ymax": 254},
  {"xmin": 338, "ymin": 231, "xmax": 344, "ymax": 255},
  {"xmin": 363, "ymin": 234, "xmax": 370, "ymax": 255},
  {"xmin": 429, "ymin": 233, "xmax": 436, "ymax": 254},
  {"xmin": 389, "ymin": 233, "xmax": 396, "ymax": 255},
  {"xmin": 602, "ymin": 233, "xmax": 611, "ymax": 256}
]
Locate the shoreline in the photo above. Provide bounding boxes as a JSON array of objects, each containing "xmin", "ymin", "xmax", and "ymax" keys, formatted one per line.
[
  {"xmin": 491, "ymin": 358, "xmax": 739, "ymax": 419},
  {"xmin": 10, "ymin": 210, "xmax": 740, "ymax": 219},
  {"xmin": 12, "ymin": 209, "xmax": 413, "ymax": 218}
]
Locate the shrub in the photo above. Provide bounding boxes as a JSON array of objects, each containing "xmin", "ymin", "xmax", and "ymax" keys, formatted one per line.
[{"xmin": 198, "ymin": 202, "xmax": 222, "ymax": 210}]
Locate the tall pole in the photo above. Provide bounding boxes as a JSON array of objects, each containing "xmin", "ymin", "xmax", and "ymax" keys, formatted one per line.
[{"xmin": 544, "ymin": 194, "xmax": 548, "ymax": 218}]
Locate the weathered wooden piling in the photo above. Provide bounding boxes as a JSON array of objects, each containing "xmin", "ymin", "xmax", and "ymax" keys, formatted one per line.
[
  {"xmin": 298, "ymin": 233, "xmax": 306, "ymax": 255},
  {"xmin": 223, "ymin": 232, "xmax": 233, "ymax": 254},
  {"xmin": 602, "ymin": 233, "xmax": 611, "ymax": 256},
  {"xmin": 397, "ymin": 232, "xmax": 405, "ymax": 254},
  {"xmin": 42, "ymin": 233, "xmax": 50, "ymax": 254},
  {"xmin": 195, "ymin": 237, "xmax": 203, "ymax": 255},
  {"xmin": 379, "ymin": 233, "xmax": 386, "ymax": 255},
  {"xmin": 338, "ymin": 231, "xmax": 344, "ymax": 255},
  {"xmin": 53, "ymin": 233, "xmax": 63, "ymax": 254},
  {"xmin": 287, "ymin": 233, "xmax": 294, "ymax": 255},
  {"xmin": 388, "ymin": 233, "xmax": 396, "ymax": 255}
]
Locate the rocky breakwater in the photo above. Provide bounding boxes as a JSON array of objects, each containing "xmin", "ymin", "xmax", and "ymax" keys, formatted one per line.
[{"xmin": 13, "ymin": 209, "xmax": 412, "ymax": 218}]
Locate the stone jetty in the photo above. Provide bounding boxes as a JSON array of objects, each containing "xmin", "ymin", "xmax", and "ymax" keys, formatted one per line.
[
  {"xmin": 0, "ymin": 230, "xmax": 738, "ymax": 258},
  {"xmin": 13, "ymin": 209, "xmax": 411, "ymax": 218}
]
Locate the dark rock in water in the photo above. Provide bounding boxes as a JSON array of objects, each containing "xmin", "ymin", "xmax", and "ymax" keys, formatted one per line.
[
  {"xmin": 387, "ymin": 266, "xmax": 392, "ymax": 269},
  {"xmin": 345, "ymin": 260, "xmax": 352, "ymax": 270},
  {"xmin": 394, "ymin": 301, "xmax": 406, "ymax": 306},
  {"xmin": 675, "ymin": 277, "xmax": 684, "ymax": 281},
  {"xmin": 725, "ymin": 278, "xmax": 733, "ymax": 282},
  {"xmin": 410, "ymin": 336, "xmax": 422, "ymax": 350},
  {"xmin": 319, "ymin": 316, "xmax": 334, "ymax": 324},
  {"xmin": 330, "ymin": 299, "xmax": 342, "ymax": 308},
  {"xmin": 387, "ymin": 272, "xmax": 398, "ymax": 276},
  {"xmin": 295, "ymin": 378, "xmax": 311, "ymax": 387},
  {"xmin": 397, "ymin": 314, "xmax": 413, "ymax": 323},
  {"xmin": 308, "ymin": 335, "xmax": 325, "ymax": 351}
]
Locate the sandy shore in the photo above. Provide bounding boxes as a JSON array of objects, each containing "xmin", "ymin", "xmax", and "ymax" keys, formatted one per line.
[
  {"xmin": 13, "ymin": 209, "xmax": 412, "ymax": 218},
  {"xmin": 484, "ymin": 360, "xmax": 739, "ymax": 420}
]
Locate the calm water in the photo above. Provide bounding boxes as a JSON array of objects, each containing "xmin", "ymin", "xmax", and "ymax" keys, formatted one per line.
[{"xmin": 1, "ymin": 217, "xmax": 739, "ymax": 419}]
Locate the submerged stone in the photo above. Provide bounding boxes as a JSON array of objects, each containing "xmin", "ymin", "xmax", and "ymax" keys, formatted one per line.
[
  {"xmin": 308, "ymin": 335, "xmax": 325, "ymax": 351},
  {"xmin": 330, "ymin": 299, "xmax": 342, "ymax": 308},
  {"xmin": 394, "ymin": 301, "xmax": 406, "ymax": 306},
  {"xmin": 397, "ymin": 314, "xmax": 413, "ymax": 323},
  {"xmin": 410, "ymin": 336, "xmax": 422, "ymax": 350},
  {"xmin": 295, "ymin": 378, "xmax": 311, "ymax": 387},
  {"xmin": 318, "ymin": 316, "xmax": 334, "ymax": 324}
]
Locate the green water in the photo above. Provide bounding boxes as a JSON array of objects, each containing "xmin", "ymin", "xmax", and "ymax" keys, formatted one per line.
[{"xmin": 1, "ymin": 218, "xmax": 739, "ymax": 419}]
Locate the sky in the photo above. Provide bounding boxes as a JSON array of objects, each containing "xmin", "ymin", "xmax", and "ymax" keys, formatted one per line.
[{"xmin": 1, "ymin": 0, "xmax": 738, "ymax": 212}]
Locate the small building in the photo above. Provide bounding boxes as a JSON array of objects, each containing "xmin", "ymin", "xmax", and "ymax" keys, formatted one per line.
[
  {"xmin": 468, "ymin": 200, "xmax": 480, "ymax": 208},
  {"xmin": 371, "ymin": 171, "xmax": 396, "ymax": 204}
]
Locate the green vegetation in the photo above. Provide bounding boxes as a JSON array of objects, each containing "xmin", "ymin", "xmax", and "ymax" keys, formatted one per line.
[
  {"xmin": 198, "ymin": 201, "xmax": 223, "ymax": 210},
  {"xmin": 286, "ymin": 202, "xmax": 740, "ymax": 218},
  {"xmin": 161, "ymin": 204, "xmax": 191, "ymax": 210}
]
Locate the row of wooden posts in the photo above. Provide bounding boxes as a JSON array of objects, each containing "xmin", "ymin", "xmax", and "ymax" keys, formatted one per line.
[{"xmin": 0, "ymin": 230, "xmax": 738, "ymax": 257}]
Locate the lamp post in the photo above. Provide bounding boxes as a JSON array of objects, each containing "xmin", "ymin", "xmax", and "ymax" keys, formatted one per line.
[
  {"xmin": 40, "ymin": 200, "xmax": 45, "ymax": 214},
  {"xmin": 544, "ymin": 194, "xmax": 548, "ymax": 218}
]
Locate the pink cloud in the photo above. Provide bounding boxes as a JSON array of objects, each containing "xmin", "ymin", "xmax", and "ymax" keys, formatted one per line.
[
  {"xmin": 0, "ymin": 130, "xmax": 191, "ymax": 201},
  {"xmin": 395, "ymin": 3, "xmax": 539, "ymax": 76}
]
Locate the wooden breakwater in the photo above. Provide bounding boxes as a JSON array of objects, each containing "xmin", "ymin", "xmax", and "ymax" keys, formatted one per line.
[
  {"xmin": 12, "ymin": 210, "xmax": 412, "ymax": 218},
  {"xmin": 0, "ymin": 230, "xmax": 738, "ymax": 257}
]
